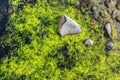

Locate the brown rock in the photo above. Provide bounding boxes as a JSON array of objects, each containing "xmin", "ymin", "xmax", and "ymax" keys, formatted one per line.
[
  {"xmin": 90, "ymin": 19, "xmax": 97, "ymax": 25},
  {"xmin": 8, "ymin": 5, "xmax": 16, "ymax": 14}
]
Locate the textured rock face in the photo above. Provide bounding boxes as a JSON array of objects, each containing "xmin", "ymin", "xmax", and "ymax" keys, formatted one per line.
[{"xmin": 58, "ymin": 15, "xmax": 82, "ymax": 37}]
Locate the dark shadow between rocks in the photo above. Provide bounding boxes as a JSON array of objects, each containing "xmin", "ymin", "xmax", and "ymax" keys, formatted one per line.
[
  {"xmin": 0, "ymin": 0, "xmax": 9, "ymax": 35},
  {"xmin": 0, "ymin": 0, "xmax": 10, "ymax": 59}
]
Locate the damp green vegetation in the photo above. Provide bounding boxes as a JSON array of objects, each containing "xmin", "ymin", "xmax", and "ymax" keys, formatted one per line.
[{"xmin": 0, "ymin": 0, "xmax": 120, "ymax": 80}]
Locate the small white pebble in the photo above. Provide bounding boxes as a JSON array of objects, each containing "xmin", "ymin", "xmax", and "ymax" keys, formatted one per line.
[{"xmin": 85, "ymin": 39, "xmax": 94, "ymax": 46}]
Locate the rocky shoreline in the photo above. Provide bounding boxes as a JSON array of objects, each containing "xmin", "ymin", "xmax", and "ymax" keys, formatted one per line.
[{"xmin": 78, "ymin": 0, "xmax": 120, "ymax": 52}]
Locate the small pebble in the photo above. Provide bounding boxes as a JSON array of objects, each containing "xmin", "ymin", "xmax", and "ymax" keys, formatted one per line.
[
  {"xmin": 85, "ymin": 39, "xmax": 94, "ymax": 46},
  {"xmin": 92, "ymin": 6, "xmax": 97, "ymax": 11},
  {"xmin": 106, "ymin": 42, "xmax": 114, "ymax": 50}
]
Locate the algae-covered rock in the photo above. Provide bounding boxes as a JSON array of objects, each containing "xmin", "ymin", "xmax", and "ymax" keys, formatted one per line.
[
  {"xmin": 107, "ymin": 2, "xmax": 116, "ymax": 9},
  {"xmin": 111, "ymin": 24, "xmax": 118, "ymax": 40},
  {"xmin": 117, "ymin": 0, "xmax": 120, "ymax": 9},
  {"xmin": 115, "ymin": 23, "xmax": 120, "ymax": 40},
  {"xmin": 105, "ymin": 0, "xmax": 116, "ymax": 8},
  {"xmin": 58, "ymin": 15, "xmax": 82, "ymax": 37}
]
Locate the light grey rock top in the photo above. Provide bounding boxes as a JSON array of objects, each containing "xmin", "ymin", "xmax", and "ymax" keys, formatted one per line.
[{"xmin": 58, "ymin": 15, "xmax": 82, "ymax": 37}]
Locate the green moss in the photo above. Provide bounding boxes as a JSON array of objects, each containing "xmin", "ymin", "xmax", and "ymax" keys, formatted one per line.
[{"xmin": 0, "ymin": 0, "xmax": 120, "ymax": 80}]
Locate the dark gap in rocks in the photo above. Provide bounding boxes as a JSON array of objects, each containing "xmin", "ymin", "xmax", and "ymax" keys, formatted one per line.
[
  {"xmin": 0, "ymin": 0, "xmax": 9, "ymax": 35},
  {"xmin": 0, "ymin": 0, "xmax": 10, "ymax": 60},
  {"xmin": 27, "ymin": 0, "xmax": 37, "ymax": 4},
  {"xmin": 84, "ymin": 75, "xmax": 98, "ymax": 80}
]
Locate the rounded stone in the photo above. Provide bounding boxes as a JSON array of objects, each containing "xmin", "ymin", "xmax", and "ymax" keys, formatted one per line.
[
  {"xmin": 106, "ymin": 42, "xmax": 114, "ymax": 50},
  {"xmin": 85, "ymin": 39, "xmax": 94, "ymax": 46},
  {"xmin": 92, "ymin": 6, "xmax": 97, "ymax": 11}
]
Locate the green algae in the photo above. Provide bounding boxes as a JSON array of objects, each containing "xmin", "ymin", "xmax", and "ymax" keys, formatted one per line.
[{"xmin": 0, "ymin": 0, "xmax": 120, "ymax": 80}]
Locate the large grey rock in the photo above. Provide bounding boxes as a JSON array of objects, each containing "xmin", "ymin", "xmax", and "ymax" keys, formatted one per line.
[
  {"xmin": 105, "ymin": 23, "xmax": 112, "ymax": 37},
  {"xmin": 58, "ymin": 15, "xmax": 82, "ymax": 37}
]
